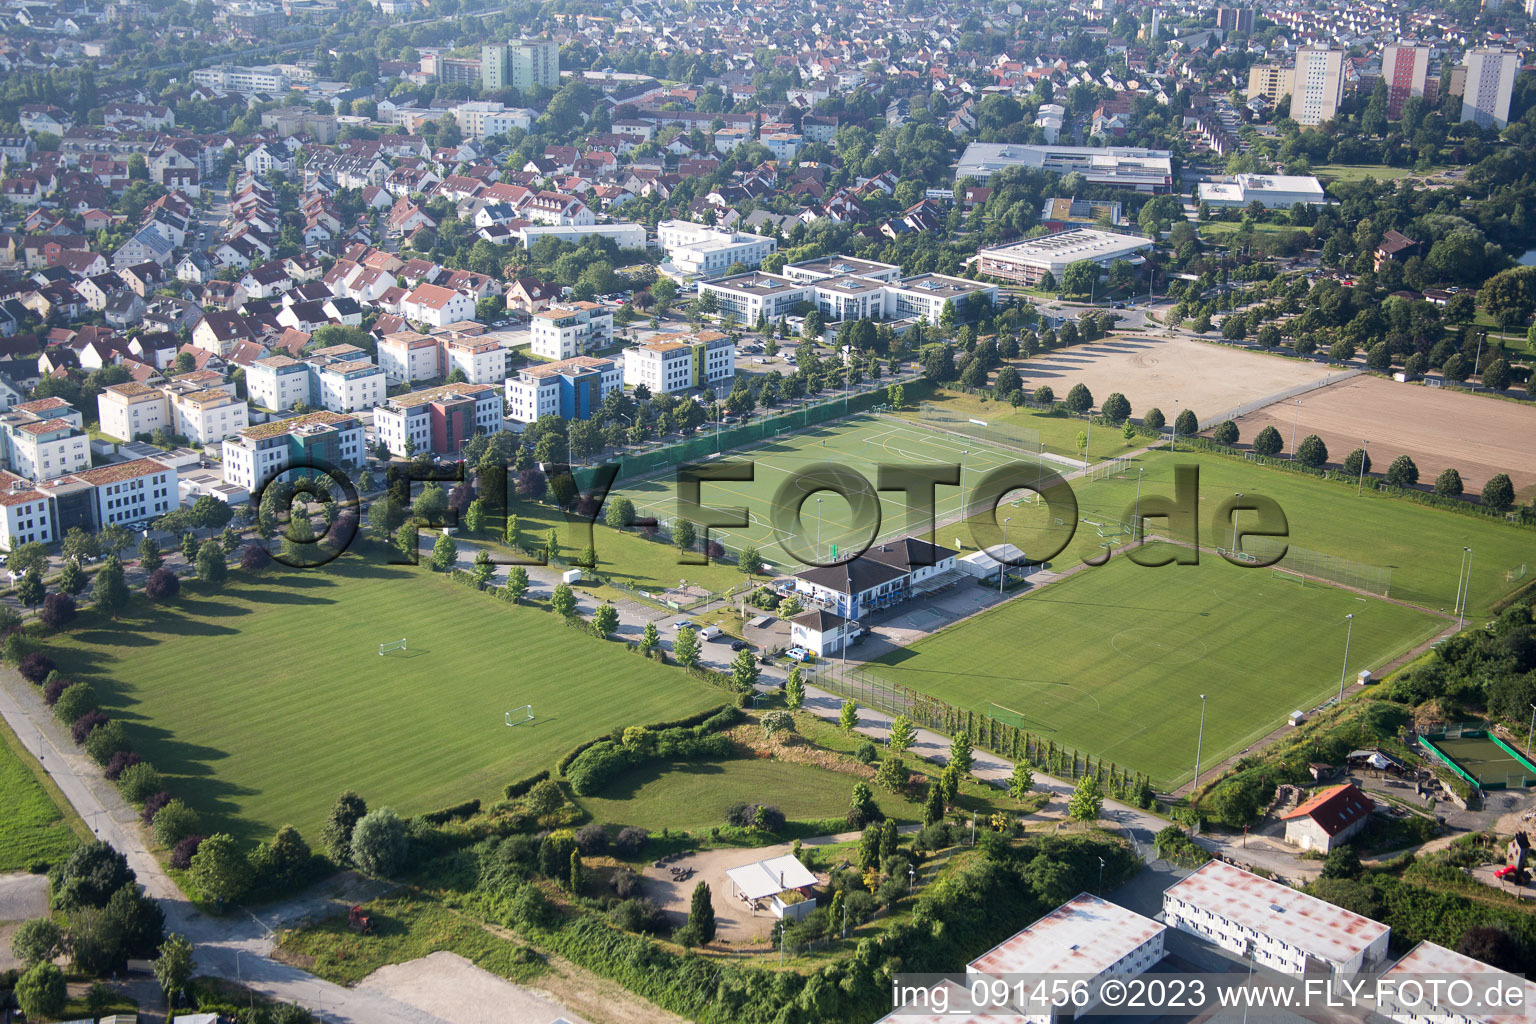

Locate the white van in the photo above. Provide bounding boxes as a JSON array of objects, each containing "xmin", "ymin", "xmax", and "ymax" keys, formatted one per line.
[{"xmin": 698, "ymin": 625, "xmax": 722, "ymax": 640}]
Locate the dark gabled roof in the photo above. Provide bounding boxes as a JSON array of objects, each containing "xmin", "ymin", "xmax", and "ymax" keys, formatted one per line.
[
  {"xmin": 863, "ymin": 537, "xmax": 955, "ymax": 573},
  {"xmin": 791, "ymin": 608, "xmax": 845, "ymax": 632},
  {"xmin": 794, "ymin": 556, "xmax": 906, "ymax": 596}
]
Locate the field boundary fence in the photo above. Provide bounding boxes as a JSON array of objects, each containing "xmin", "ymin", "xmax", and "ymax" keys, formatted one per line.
[
  {"xmin": 1199, "ymin": 369, "xmax": 1363, "ymax": 430},
  {"xmin": 1239, "ymin": 534, "xmax": 1393, "ymax": 597},
  {"xmin": 915, "ymin": 402, "xmax": 1043, "ymax": 454}
]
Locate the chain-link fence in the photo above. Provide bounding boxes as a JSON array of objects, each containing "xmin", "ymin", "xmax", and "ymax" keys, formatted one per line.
[
  {"xmin": 916, "ymin": 402, "xmax": 1043, "ymax": 455},
  {"xmin": 1241, "ymin": 535, "xmax": 1394, "ymax": 597}
]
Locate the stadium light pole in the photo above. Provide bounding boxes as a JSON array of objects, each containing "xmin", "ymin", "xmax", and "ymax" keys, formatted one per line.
[
  {"xmin": 1133, "ymin": 467, "xmax": 1145, "ymax": 541},
  {"xmin": 1290, "ymin": 400, "xmax": 1302, "ymax": 460},
  {"xmin": 1192, "ymin": 694, "xmax": 1208, "ymax": 795},
  {"xmin": 816, "ymin": 497, "xmax": 823, "ymax": 563},
  {"xmin": 1527, "ymin": 703, "xmax": 1535, "ymax": 760},
  {"xmin": 1461, "ymin": 548, "xmax": 1474, "ymax": 629},
  {"xmin": 1356, "ymin": 440, "xmax": 1369, "ymax": 496},
  {"xmin": 999, "ymin": 516, "xmax": 1012, "ymax": 594},
  {"xmin": 1454, "ymin": 546, "xmax": 1470, "ymax": 621},
  {"xmin": 1230, "ymin": 493, "xmax": 1242, "ymax": 554},
  {"xmin": 1338, "ymin": 613, "xmax": 1355, "ymax": 704}
]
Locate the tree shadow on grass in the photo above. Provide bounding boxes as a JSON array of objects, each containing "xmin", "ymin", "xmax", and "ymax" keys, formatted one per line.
[
  {"xmin": 235, "ymin": 586, "xmax": 338, "ymax": 607},
  {"xmin": 68, "ymin": 628, "xmax": 162, "ymax": 648},
  {"xmin": 171, "ymin": 597, "xmax": 254, "ymax": 620}
]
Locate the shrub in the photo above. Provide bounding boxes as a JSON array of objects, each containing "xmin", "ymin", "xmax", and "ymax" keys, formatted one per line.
[
  {"xmin": 526, "ymin": 778, "xmax": 564, "ymax": 815},
  {"xmin": 609, "ymin": 897, "xmax": 668, "ymax": 935},
  {"xmin": 752, "ymin": 805, "xmax": 786, "ymax": 832},
  {"xmin": 610, "ymin": 868, "xmax": 640, "ymax": 899},
  {"xmin": 39, "ymin": 593, "xmax": 76, "ymax": 631},
  {"xmin": 71, "ymin": 710, "xmax": 108, "ymax": 745},
  {"xmin": 351, "ymin": 807, "xmax": 409, "ymax": 877},
  {"xmin": 18, "ymin": 652, "xmax": 55, "ymax": 684},
  {"xmin": 169, "ymin": 835, "xmax": 204, "ymax": 870},
  {"xmin": 1482, "ymin": 473, "xmax": 1515, "ymax": 512},
  {"xmin": 103, "ymin": 751, "xmax": 140, "ymax": 781},
  {"xmin": 1212, "ymin": 420, "xmax": 1239, "ymax": 445},
  {"xmin": 84, "ymin": 720, "xmax": 129, "ymax": 766},
  {"xmin": 1252, "ymin": 424, "xmax": 1283, "ymax": 456},
  {"xmin": 143, "ymin": 568, "xmax": 180, "ymax": 602},
  {"xmin": 42, "ymin": 676, "xmax": 68, "ymax": 706},
  {"xmin": 855, "ymin": 740, "xmax": 878, "ymax": 764},
  {"xmin": 152, "ymin": 800, "xmax": 202, "ymax": 849},
  {"xmin": 240, "ymin": 544, "xmax": 272, "ymax": 572},
  {"xmin": 117, "ymin": 763, "xmax": 163, "ymax": 804},
  {"xmin": 140, "ymin": 791, "xmax": 172, "ymax": 826},
  {"xmin": 1143, "ymin": 407, "xmax": 1165, "ymax": 430},
  {"xmin": 574, "ymin": 824, "xmax": 609, "ymax": 856},
  {"xmin": 613, "ymin": 826, "xmax": 649, "ymax": 856},
  {"xmin": 53, "ymin": 682, "xmax": 95, "ymax": 725}
]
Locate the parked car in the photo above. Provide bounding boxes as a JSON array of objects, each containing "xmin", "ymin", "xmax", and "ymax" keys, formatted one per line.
[
  {"xmin": 786, "ymin": 647, "xmax": 810, "ymax": 662},
  {"xmin": 730, "ymin": 639, "xmax": 750, "ymax": 651},
  {"xmin": 672, "ymin": 619, "xmax": 695, "ymax": 631}
]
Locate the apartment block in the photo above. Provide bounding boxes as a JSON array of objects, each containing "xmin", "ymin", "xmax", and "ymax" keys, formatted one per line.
[
  {"xmin": 1293, "ymin": 47, "xmax": 1345, "ymax": 126},
  {"xmin": 374, "ymin": 382, "xmax": 503, "ymax": 457},
  {"xmin": 529, "ymin": 302, "xmax": 614, "ymax": 360},
  {"xmin": 504, "ymin": 356, "xmax": 621, "ymax": 424},
  {"xmin": 222, "ymin": 411, "xmax": 366, "ymax": 492},
  {"xmin": 622, "ymin": 331, "xmax": 735, "ymax": 395},
  {"xmin": 1247, "ymin": 63, "xmax": 1294, "ymax": 106},
  {"xmin": 1381, "ymin": 44, "xmax": 1431, "ymax": 119},
  {"xmin": 481, "ymin": 39, "xmax": 559, "ymax": 92},
  {"xmin": 1461, "ymin": 48, "xmax": 1519, "ymax": 129}
]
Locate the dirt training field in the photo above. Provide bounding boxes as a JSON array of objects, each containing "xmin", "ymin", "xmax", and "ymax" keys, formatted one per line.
[
  {"xmin": 1230, "ymin": 375, "xmax": 1536, "ymax": 500},
  {"xmin": 1019, "ymin": 335, "xmax": 1336, "ymax": 425}
]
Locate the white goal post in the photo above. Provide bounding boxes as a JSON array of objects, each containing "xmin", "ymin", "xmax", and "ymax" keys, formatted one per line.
[
  {"xmin": 379, "ymin": 638, "xmax": 407, "ymax": 656},
  {"xmin": 506, "ymin": 704, "xmax": 534, "ymax": 727}
]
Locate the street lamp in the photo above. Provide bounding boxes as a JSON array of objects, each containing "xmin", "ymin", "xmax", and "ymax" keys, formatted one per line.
[
  {"xmin": 1097, "ymin": 856, "xmax": 1106, "ymax": 895},
  {"xmin": 1338, "ymin": 613, "xmax": 1355, "ymax": 704},
  {"xmin": 1356, "ymin": 440, "xmax": 1369, "ymax": 496},
  {"xmin": 1192, "ymin": 694, "xmax": 1208, "ymax": 794}
]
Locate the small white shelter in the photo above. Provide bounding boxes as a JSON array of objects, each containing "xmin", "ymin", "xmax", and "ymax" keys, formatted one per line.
[
  {"xmin": 957, "ymin": 542, "xmax": 1029, "ymax": 578},
  {"xmin": 726, "ymin": 853, "xmax": 818, "ymax": 920}
]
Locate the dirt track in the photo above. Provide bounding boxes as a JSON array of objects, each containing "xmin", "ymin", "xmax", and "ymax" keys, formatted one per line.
[
  {"xmin": 1231, "ymin": 375, "xmax": 1536, "ymax": 500},
  {"xmin": 1019, "ymin": 335, "xmax": 1334, "ymax": 422}
]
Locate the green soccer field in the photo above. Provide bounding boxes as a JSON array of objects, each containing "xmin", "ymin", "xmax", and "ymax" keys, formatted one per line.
[
  {"xmin": 45, "ymin": 557, "xmax": 727, "ymax": 845},
  {"xmin": 615, "ymin": 414, "xmax": 1048, "ymax": 573},
  {"xmin": 866, "ymin": 554, "xmax": 1445, "ymax": 789}
]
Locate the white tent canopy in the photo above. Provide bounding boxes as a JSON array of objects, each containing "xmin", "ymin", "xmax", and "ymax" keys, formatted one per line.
[
  {"xmin": 726, "ymin": 854, "xmax": 817, "ymax": 901},
  {"xmin": 957, "ymin": 542, "xmax": 1028, "ymax": 576}
]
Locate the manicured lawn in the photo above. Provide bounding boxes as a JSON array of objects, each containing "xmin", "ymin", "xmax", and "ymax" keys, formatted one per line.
[
  {"xmin": 571, "ymin": 756, "xmax": 924, "ymax": 831},
  {"xmin": 1313, "ymin": 163, "xmax": 1427, "ymax": 182},
  {"xmin": 44, "ymin": 556, "xmax": 728, "ymax": 845},
  {"xmin": 612, "ymin": 414, "xmax": 1038, "ymax": 572},
  {"xmin": 0, "ymin": 718, "xmax": 83, "ymax": 871},
  {"xmin": 865, "ymin": 554, "xmax": 1443, "ymax": 789},
  {"xmin": 1198, "ymin": 220, "xmax": 1309, "ymax": 241},
  {"xmin": 895, "ymin": 388, "xmax": 1141, "ymax": 463},
  {"xmin": 504, "ymin": 499, "xmax": 743, "ymax": 596},
  {"xmin": 926, "ymin": 446, "xmax": 1536, "ymax": 615}
]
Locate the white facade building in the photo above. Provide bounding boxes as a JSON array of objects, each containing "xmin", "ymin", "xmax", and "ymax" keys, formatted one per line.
[
  {"xmin": 221, "ymin": 412, "xmax": 366, "ymax": 493},
  {"xmin": 0, "ymin": 472, "xmax": 53, "ymax": 549},
  {"xmin": 98, "ymin": 382, "xmax": 172, "ymax": 442},
  {"xmin": 955, "ymin": 143, "xmax": 1174, "ymax": 191},
  {"xmin": 621, "ymin": 331, "xmax": 735, "ymax": 394},
  {"xmin": 1461, "ymin": 49, "xmax": 1520, "ymax": 129},
  {"xmin": 529, "ymin": 303, "xmax": 614, "ymax": 360},
  {"xmin": 1198, "ymin": 174, "xmax": 1326, "ymax": 210},
  {"xmin": 658, "ymin": 220, "xmax": 778, "ymax": 278},
  {"xmin": 976, "ymin": 229, "xmax": 1155, "ymax": 286},
  {"xmin": 1293, "ymin": 47, "xmax": 1345, "ymax": 126},
  {"xmin": 1162, "ymin": 860, "xmax": 1390, "ymax": 976},
  {"xmin": 247, "ymin": 355, "xmax": 312, "ymax": 412},
  {"xmin": 1379, "ymin": 942, "xmax": 1536, "ymax": 1024},
  {"xmin": 966, "ymin": 894, "xmax": 1166, "ymax": 1023}
]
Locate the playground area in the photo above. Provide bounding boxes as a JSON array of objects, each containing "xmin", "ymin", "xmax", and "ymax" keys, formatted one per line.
[
  {"xmin": 1230, "ymin": 374, "xmax": 1536, "ymax": 501},
  {"xmin": 1419, "ymin": 728, "xmax": 1536, "ymax": 791}
]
